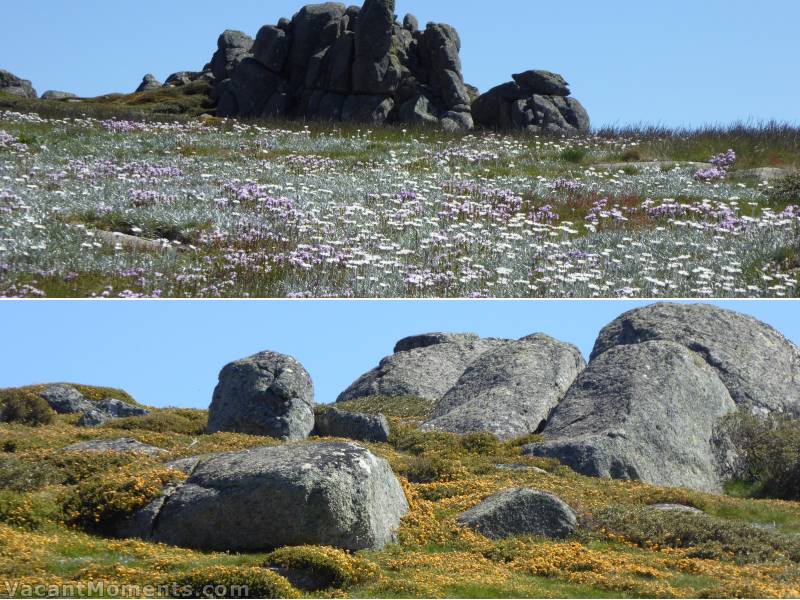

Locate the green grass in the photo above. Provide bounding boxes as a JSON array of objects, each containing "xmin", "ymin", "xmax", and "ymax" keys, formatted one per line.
[{"xmin": 333, "ymin": 395, "xmax": 436, "ymax": 421}]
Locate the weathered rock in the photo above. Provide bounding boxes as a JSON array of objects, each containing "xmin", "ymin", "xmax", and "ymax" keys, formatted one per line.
[
  {"xmin": 0, "ymin": 69, "xmax": 37, "ymax": 99},
  {"xmin": 64, "ymin": 438, "xmax": 166, "ymax": 456},
  {"xmin": 119, "ymin": 442, "xmax": 408, "ymax": 552},
  {"xmin": 524, "ymin": 341, "xmax": 737, "ymax": 492},
  {"xmin": 77, "ymin": 398, "xmax": 149, "ymax": 427},
  {"xmin": 205, "ymin": 0, "xmax": 474, "ymax": 129},
  {"xmin": 473, "ymin": 72, "xmax": 590, "ymax": 134},
  {"xmin": 512, "ymin": 70, "xmax": 571, "ymax": 96},
  {"xmin": 403, "ymin": 13, "xmax": 419, "ymax": 32},
  {"xmin": 94, "ymin": 230, "xmax": 179, "ymax": 256},
  {"xmin": 134, "ymin": 74, "xmax": 162, "ymax": 93},
  {"xmin": 341, "ymin": 94, "xmax": 394, "ymax": 122},
  {"xmin": 41, "ymin": 90, "xmax": 77, "ymax": 100},
  {"xmin": 313, "ymin": 407, "xmax": 390, "ymax": 442},
  {"xmin": 590, "ymin": 303, "xmax": 800, "ymax": 415},
  {"xmin": 650, "ymin": 504, "xmax": 704, "ymax": 515},
  {"xmin": 421, "ymin": 334, "xmax": 586, "ymax": 440},
  {"xmin": 164, "ymin": 71, "xmax": 202, "ymax": 87},
  {"xmin": 730, "ymin": 167, "xmax": 795, "ymax": 182},
  {"xmin": 210, "ymin": 30, "xmax": 253, "ymax": 82},
  {"xmin": 288, "ymin": 3, "xmax": 347, "ymax": 89},
  {"xmin": 337, "ymin": 333, "xmax": 505, "ymax": 403},
  {"xmin": 458, "ymin": 488, "xmax": 577, "ymax": 540},
  {"xmin": 207, "ymin": 350, "xmax": 315, "ymax": 440},
  {"xmin": 352, "ymin": 0, "xmax": 401, "ymax": 94},
  {"xmin": 252, "ymin": 26, "xmax": 291, "ymax": 74},
  {"xmin": 38, "ymin": 384, "xmax": 93, "ymax": 414}
]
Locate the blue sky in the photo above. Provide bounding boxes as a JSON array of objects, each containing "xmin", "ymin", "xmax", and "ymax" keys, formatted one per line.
[
  {"xmin": 1, "ymin": 0, "xmax": 797, "ymax": 127},
  {"xmin": 0, "ymin": 300, "xmax": 797, "ymax": 409}
]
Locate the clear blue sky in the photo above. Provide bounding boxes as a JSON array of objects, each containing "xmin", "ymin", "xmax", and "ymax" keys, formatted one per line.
[
  {"xmin": 2, "ymin": 0, "xmax": 797, "ymax": 127},
  {"xmin": 0, "ymin": 300, "xmax": 798, "ymax": 409}
]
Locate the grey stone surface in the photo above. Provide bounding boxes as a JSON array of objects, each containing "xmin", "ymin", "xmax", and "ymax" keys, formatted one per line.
[
  {"xmin": 730, "ymin": 167, "xmax": 795, "ymax": 182},
  {"xmin": 207, "ymin": 350, "xmax": 315, "ymax": 440},
  {"xmin": 512, "ymin": 70, "xmax": 571, "ymax": 96},
  {"xmin": 134, "ymin": 74, "xmax": 162, "ymax": 93},
  {"xmin": 590, "ymin": 302, "xmax": 800, "ymax": 415},
  {"xmin": 352, "ymin": 0, "xmax": 401, "ymax": 94},
  {"xmin": 64, "ymin": 438, "xmax": 166, "ymax": 455},
  {"xmin": 120, "ymin": 442, "xmax": 408, "ymax": 552},
  {"xmin": 650, "ymin": 503, "xmax": 704, "ymax": 515},
  {"xmin": 403, "ymin": 13, "xmax": 419, "ymax": 32},
  {"xmin": 313, "ymin": 407, "xmax": 390, "ymax": 442},
  {"xmin": 473, "ymin": 73, "xmax": 590, "ymax": 134},
  {"xmin": 458, "ymin": 488, "xmax": 577, "ymax": 540},
  {"xmin": 41, "ymin": 90, "xmax": 77, "ymax": 100},
  {"xmin": 524, "ymin": 340, "xmax": 738, "ymax": 493},
  {"xmin": 201, "ymin": 0, "xmax": 474, "ymax": 129},
  {"xmin": 77, "ymin": 398, "xmax": 149, "ymax": 427},
  {"xmin": 38, "ymin": 384, "xmax": 93, "ymax": 414},
  {"xmin": 210, "ymin": 30, "xmax": 253, "ymax": 82},
  {"xmin": 337, "ymin": 333, "xmax": 506, "ymax": 403},
  {"xmin": 0, "ymin": 69, "xmax": 37, "ymax": 99},
  {"xmin": 421, "ymin": 334, "xmax": 586, "ymax": 440}
]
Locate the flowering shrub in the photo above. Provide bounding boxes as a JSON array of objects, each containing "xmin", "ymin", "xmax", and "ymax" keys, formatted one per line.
[
  {"xmin": 0, "ymin": 389, "xmax": 54, "ymax": 426},
  {"xmin": 167, "ymin": 566, "xmax": 300, "ymax": 599},
  {"xmin": 264, "ymin": 546, "xmax": 379, "ymax": 590},
  {"xmin": 61, "ymin": 459, "xmax": 185, "ymax": 533},
  {"xmin": 695, "ymin": 149, "xmax": 736, "ymax": 181}
]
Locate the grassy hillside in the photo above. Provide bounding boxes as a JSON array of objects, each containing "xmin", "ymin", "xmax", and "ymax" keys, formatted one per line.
[
  {"xmin": 1, "ymin": 99, "xmax": 798, "ymax": 298},
  {"xmin": 1, "ymin": 399, "xmax": 799, "ymax": 598}
]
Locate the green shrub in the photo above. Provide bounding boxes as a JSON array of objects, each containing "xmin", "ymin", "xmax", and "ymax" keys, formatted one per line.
[
  {"xmin": 399, "ymin": 454, "xmax": 465, "ymax": 483},
  {"xmin": 723, "ymin": 410, "xmax": 800, "ymax": 500},
  {"xmin": 560, "ymin": 147, "xmax": 588, "ymax": 164},
  {"xmin": 459, "ymin": 432, "xmax": 502, "ymax": 456},
  {"xmin": 264, "ymin": 545, "xmax": 379, "ymax": 590},
  {"xmin": 106, "ymin": 408, "xmax": 207, "ymax": 435},
  {"xmin": 168, "ymin": 566, "xmax": 299, "ymax": 599},
  {"xmin": 61, "ymin": 460, "xmax": 184, "ymax": 533},
  {"xmin": 769, "ymin": 172, "xmax": 800, "ymax": 204},
  {"xmin": 0, "ymin": 450, "xmax": 140, "ymax": 492},
  {"xmin": 0, "ymin": 389, "xmax": 54, "ymax": 426},
  {"xmin": 589, "ymin": 505, "xmax": 800, "ymax": 564},
  {"xmin": 0, "ymin": 490, "xmax": 58, "ymax": 530}
]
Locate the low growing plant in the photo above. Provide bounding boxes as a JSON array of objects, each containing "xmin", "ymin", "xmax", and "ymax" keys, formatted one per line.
[
  {"xmin": 0, "ymin": 389, "xmax": 54, "ymax": 426},
  {"xmin": 264, "ymin": 545, "xmax": 379, "ymax": 590},
  {"xmin": 168, "ymin": 566, "xmax": 300, "ymax": 599}
]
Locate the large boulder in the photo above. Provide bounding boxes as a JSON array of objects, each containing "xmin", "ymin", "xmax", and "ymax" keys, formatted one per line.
[
  {"xmin": 524, "ymin": 341, "xmax": 738, "ymax": 492},
  {"xmin": 457, "ymin": 488, "xmax": 577, "ymax": 540},
  {"xmin": 217, "ymin": 57, "xmax": 289, "ymax": 118},
  {"xmin": 134, "ymin": 74, "xmax": 162, "ymax": 93},
  {"xmin": 351, "ymin": 0, "xmax": 401, "ymax": 94},
  {"xmin": 337, "ymin": 333, "xmax": 505, "ymax": 403},
  {"xmin": 252, "ymin": 26, "xmax": 291, "ymax": 74},
  {"xmin": 590, "ymin": 303, "xmax": 800, "ymax": 415},
  {"xmin": 287, "ymin": 3, "xmax": 348, "ymax": 89},
  {"xmin": 41, "ymin": 90, "xmax": 77, "ymax": 100},
  {"xmin": 119, "ymin": 442, "xmax": 409, "ymax": 552},
  {"xmin": 207, "ymin": 350, "xmax": 315, "ymax": 440},
  {"xmin": 313, "ymin": 407, "xmax": 390, "ymax": 442},
  {"xmin": 38, "ymin": 384, "xmax": 93, "ymax": 414},
  {"xmin": 473, "ymin": 71, "xmax": 590, "ymax": 134},
  {"xmin": 0, "ymin": 69, "xmax": 37, "ymax": 99},
  {"xmin": 209, "ymin": 30, "xmax": 253, "ymax": 82},
  {"xmin": 421, "ymin": 334, "xmax": 586, "ymax": 440}
]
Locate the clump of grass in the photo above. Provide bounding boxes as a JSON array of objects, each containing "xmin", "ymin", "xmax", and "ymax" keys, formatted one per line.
[
  {"xmin": 0, "ymin": 389, "xmax": 54, "ymax": 426},
  {"xmin": 334, "ymin": 395, "xmax": 435, "ymax": 421},
  {"xmin": 769, "ymin": 172, "xmax": 800, "ymax": 204},
  {"xmin": 61, "ymin": 459, "xmax": 184, "ymax": 534},
  {"xmin": 399, "ymin": 454, "xmax": 467, "ymax": 483},
  {"xmin": 0, "ymin": 450, "xmax": 137, "ymax": 492},
  {"xmin": 0, "ymin": 490, "xmax": 59, "ymax": 530},
  {"xmin": 559, "ymin": 147, "xmax": 588, "ymax": 164},
  {"xmin": 588, "ymin": 505, "xmax": 800, "ymax": 564},
  {"xmin": 167, "ymin": 566, "xmax": 300, "ymax": 599},
  {"xmin": 106, "ymin": 408, "xmax": 208, "ymax": 435},
  {"xmin": 264, "ymin": 545, "xmax": 379, "ymax": 590},
  {"xmin": 723, "ymin": 410, "xmax": 800, "ymax": 500}
]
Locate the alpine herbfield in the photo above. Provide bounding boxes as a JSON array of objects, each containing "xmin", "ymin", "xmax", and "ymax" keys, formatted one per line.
[{"xmin": 1, "ymin": 107, "xmax": 799, "ymax": 298}]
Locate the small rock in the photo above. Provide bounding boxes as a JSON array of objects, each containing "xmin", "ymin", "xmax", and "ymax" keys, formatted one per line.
[
  {"xmin": 730, "ymin": 167, "xmax": 794, "ymax": 182},
  {"xmin": 458, "ymin": 488, "xmax": 577, "ymax": 540},
  {"xmin": 134, "ymin": 74, "xmax": 162, "ymax": 93},
  {"xmin": 38, "ymin": 384, "xmax": 93, "ymax": 414},
  {"xmin": 313, "ymin": 407, "xmax": 390, "ymax": 442},
  {"xmin": 64, "ymin": 438, "xmax": 166, "ymax": 456},
  {"xmin": 41, "ymin": 90, "xmax": 77, "ymax": 100},
  {"xmin": 650, "ymin": 503, "xmax": 704, "ymax": 515}
]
